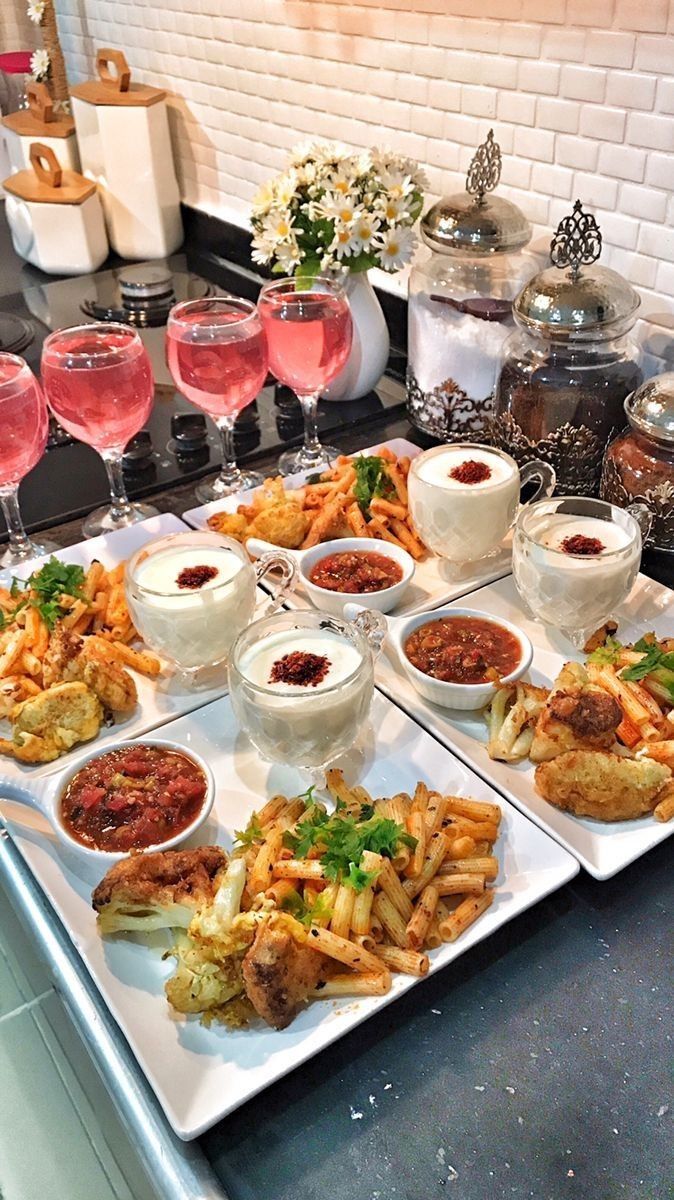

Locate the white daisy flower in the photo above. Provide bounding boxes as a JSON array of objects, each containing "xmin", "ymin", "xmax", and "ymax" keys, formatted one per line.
[
  {"xmin": 318, "ymin": 192, "xmax": 360, "ymax": 225},
  {"xmin": 273, "ymin": 170, "xmax": 299, "ymax": 208},
  {"xmin": 27, "ymin": 0, "xmax": 45, "ymax": 24},
  {"xmin": 330, "ymin": 222, "xmax": 359, "ymax": 260},
  {"xmin": 375, "ymin": 194, "xmax": 411, "ymax": 225},
  {"xmin": 275, "ymin": 238, "xmax": 302, "ymax": 270},
  {"xmin": 351, "ymin": 212, "xmax": 381, "ymax": 253},
  {"xmin": 377, "ymin": 226, "xmax": 416, "ymax": 271},
  {"xmin": 263, "ymin": 208, "xmax": 296, "ymax": 246},
  {"xmin": 251, "ymin": 181, "xmax": 275, "ymax": 216},
  {"xmin": 30, "ymin": 48, "xmax": 50, "ymax": 80}
]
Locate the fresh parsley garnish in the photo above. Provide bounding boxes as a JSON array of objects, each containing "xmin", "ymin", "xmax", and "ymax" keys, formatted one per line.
[
  {"xmin": 280, "ymin": 888, "xmax": 334, "ymax": 928},
  {"xmin": 345, "ymin": 862, "xmax": 379, "ymax": 891},
  {"xmin": 282, "ymin": 806, "xmax": 416, "ymax": 892},
  {"xmin": 233, "ymin": 813, "xmax": 264, "ymax": 848},
  {"xmin": 3, "ymin": 557, "xmax": 86, "ymax": 630},
  {"xmin": 353, "ymin": 455, "xmax": 394, "ymax": 514},
  {"xmin": 620, "ymin": 636, "xmax": 674, "ymax": 701},
  {"xmin": 587, "ymin": 636, "xmax": 623, "ymax": 665}
]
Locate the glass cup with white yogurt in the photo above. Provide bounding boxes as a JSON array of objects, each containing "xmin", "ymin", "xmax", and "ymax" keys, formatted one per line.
[
  {"xmin": 228, "ymin": 608, "xmax": 386, "ymax": 775},
  {"xmin": 512, "ymin": 496, "xmax": 647, "ymax": 648},
  {"xmin": 125, "ymin": 530, "xmax": 297, "ymax": 684},
  {"xmin": 408, "ymin": 443, "xmax": 556, "ymax": 571}
]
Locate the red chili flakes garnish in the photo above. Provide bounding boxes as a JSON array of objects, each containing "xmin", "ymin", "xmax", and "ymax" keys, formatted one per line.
[
  {"xmin": 560, "ymin": 534, "xmax": 605, "ymax": 556},
  {"xmin": 269, "ymin": 651, "xmax": 331, "ymax": 687},
  {"xmin": 449, "ymin": 459, "xmax": 492, "ymax": 485},
  {"xmin": 176, "ymin": 564, "xmax": 219, "ymax": 589}
]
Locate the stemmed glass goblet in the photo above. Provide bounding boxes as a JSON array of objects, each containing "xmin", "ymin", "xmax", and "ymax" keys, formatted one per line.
[
  {"xmin": 41, "ymin": 323, "xmax": 158, "ymax": 539},
  {"xmin": 167, "ymin": 297, "xmax": 267, "ymax": 503},
  {"xmin": 257, "ymin": 276, "xmax": 352, "ymax": 476},
  {"xmin": 0, "ymin": 353, "xmax": 55, "ymax": 567}
]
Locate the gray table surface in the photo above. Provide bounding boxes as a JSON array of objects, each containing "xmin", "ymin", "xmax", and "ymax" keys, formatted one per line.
[{"xmin": 40, "ymin": 414, "xmax": 673, "ymax": 1200}]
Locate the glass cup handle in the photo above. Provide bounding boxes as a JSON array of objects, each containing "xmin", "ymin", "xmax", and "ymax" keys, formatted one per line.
[
  {"xmin": 626, "ymin": 501, "xmax": 653, "ymax": 544},
  {"xmin": 350, "ymin": 608, "xmax": 388, "ymax": 660},
  {"xmin": 254, "ymin": 551, "xmax": 298, "ymax": 615},
  {"xmin": 517, "ymin": 458, "xmax": 557, "ymax": 513}
]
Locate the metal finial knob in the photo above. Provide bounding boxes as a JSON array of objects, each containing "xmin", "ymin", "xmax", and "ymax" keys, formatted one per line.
[
  {"xmin": 550, "ymin": 199, "xmax": 602, "ymax": 281},
  {"xmin": 465, "ymin": 130, "xmax": 502, "ymax": 204}
]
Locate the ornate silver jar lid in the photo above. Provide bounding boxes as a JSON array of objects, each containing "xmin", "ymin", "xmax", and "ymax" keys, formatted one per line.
[
  {"xmin": 514, "ymin": 201, "xmax": 640, "ymax": 338},
  {"xmin": 625, "ymin": 372, "xmax": 674, "ymax": 445},
  {"xmin": 420, "ymin": 130, "xmax": 532, "ymax": 256}
]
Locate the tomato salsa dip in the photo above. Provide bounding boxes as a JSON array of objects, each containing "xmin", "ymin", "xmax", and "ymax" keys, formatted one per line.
[
  {"xmin": 308, "ymin": 549, "xmax": 403, "ymax": 594},
  {"xmin": 60, "ymin": 744, "xmax": 208, "ymax": 852},
  {"xmin": 403, "ymin": 615, "xmax": 522, "ymax": 686}
]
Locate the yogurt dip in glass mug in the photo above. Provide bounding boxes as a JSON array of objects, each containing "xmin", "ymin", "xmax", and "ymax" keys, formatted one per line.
[
  {"xmin": 228, "ymin": 608, "xmax": 386, "ymax": 774},
  {"xmin": 512, "ymin": 496, "xmax": 647, "ymax": 649},
  {"xmin": 408, "ymin": 443, "xmax": 556, "ymax": 570},
  {"xmin": 126, "ymin": 530, "xmax": 297, "ymax": 684}
]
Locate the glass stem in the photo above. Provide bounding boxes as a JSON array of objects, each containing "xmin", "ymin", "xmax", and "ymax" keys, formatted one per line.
[
  {"xmin": 298, "ymin": 392, "xmax": 322, "ymax": 455},
  {"xmin": 0, "ymin": 485, "xmax": 35, "ymax": 561},
  {"xmin": 216, "ymin": 415, "xmax": 241, "ymax": 487},
  {"xmin": 101, "ymin": 451, "xmax": 133, "ymax": 523}
]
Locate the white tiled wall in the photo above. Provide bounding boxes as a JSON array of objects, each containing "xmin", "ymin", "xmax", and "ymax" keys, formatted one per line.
[{"xmin": 54, "ymin": 0, "xmax": 674, "ymax": 366}]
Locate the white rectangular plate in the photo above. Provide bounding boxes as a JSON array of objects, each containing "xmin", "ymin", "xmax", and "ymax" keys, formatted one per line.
[
  {"xmin": 374, "ymin": 573, "xmax": 674, "ymax": 880},
  {"xmin": 0, "ymin": 514, "xmax": 237, "ymax": 780},
  {"xmin": 2, "ymin": 690, "xmax": 578, "ymax": 1139},
  {"xmin": 182, "ymin": 438, "xmax": 513, "ymax": 616}
]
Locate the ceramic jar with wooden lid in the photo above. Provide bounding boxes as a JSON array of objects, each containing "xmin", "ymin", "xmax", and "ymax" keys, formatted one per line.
[
  {"xmin": 70, "ymin": 48, "xmax": 183, "ymax": 260},
  {"xmin": 3, "ymin": 142, "xmax": 108, "ymax": 274},
  {"xmin": 2, "ymin": 82, "xmax": 80, "ymax": 173}
]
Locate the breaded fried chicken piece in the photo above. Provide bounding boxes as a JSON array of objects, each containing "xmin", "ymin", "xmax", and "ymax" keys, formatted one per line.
[
  {"xmin": 535, "ymin": 750, "xmax": 671, "ymax": 821},
  {"xmin": 242, "ymin": 914, "xmax": 327, "ymax": 1029},
  {"xmin": 530, "ymin": 662, "xmax": 621, "ymax": 763},
  {"xmin": 43, "ymin": 626, "xmax": 138, "ymax": 714},
  {"xmin": 92, "ymin": 845, "xmax": 228, "ymax": 933},
  {"xmin": 0, "ymin": 681, "xmax": 102, "ymax": 763}
]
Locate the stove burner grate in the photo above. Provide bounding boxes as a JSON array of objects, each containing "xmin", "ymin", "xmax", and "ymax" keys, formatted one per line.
[{"xmin": 80, "ymin": 264, "xmax": 214, "ymax": 327}]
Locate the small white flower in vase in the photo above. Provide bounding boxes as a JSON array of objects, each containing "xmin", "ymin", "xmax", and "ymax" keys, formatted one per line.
[
  {"xmin": 30, "ymin": 48, "xmax": 50, "ymax": 80},
  {"xmin": 27, "ymin": 0, "xmax": 46, "ymax": 23},
  {"xmin": 251, "ymin": 140, "xmax": 425, "ymax": 401}
]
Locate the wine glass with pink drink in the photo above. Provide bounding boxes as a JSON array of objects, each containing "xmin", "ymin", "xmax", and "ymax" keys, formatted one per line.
[
  {"xmin": 41, "ymin": 323, "xmax": 157, "ymax": 539},
  {"xmin": 0, "ymin": 353, "xmax": 55, "ymax": 567},
  {"xmin": 167, "ymin": 297, "xmax": 267, "ymax": 502},
  {"xmin": 257, "ymin": 276, "xmax": 353, "ymax": 476}
]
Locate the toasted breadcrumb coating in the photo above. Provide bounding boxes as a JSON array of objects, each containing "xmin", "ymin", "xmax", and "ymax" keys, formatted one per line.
[{"xmin": 534, "ymin": 751, "xmax": 671, "ymax": 821}]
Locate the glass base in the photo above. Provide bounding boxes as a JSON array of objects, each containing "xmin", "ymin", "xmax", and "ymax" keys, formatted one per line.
[
  {"xmin": 82, "ymin": 501, "xmax": 160, "ymax": 540},
  {"xmin": 278, "ymin": 443, "xmax": 341, "ymax": 477},
  {"xmin": 195, "ymin": 467, "xmax": 264, "ymax": 505},
  {"xmin": 1, "ymin": 536, "xmax": 59, "ymax": 569}
]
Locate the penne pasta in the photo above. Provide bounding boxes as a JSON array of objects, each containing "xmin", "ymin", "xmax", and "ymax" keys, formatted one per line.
[
  {"xmin": 248, "ymin": 828, "xmax": 283, "ymax": 897},
  {"xmin": 311, "ymin": 970, "xmax": 392, "ymax": 998},
  {"xmin": 435, "ymin": 874, "xmax": 485, "ymax": 897},
  {"xmin": 374, "ymin": 944, "xmax": 429, "ymax": 976},
  {"xmin": 444, "ymin": 795, "xmax": 502, "ymax": 826},
  {"xmin": 372, "ymin": 892, "xmax": 409, "ymax": 948},
  {"xmin": 404, "ymin": 811, "xmax": 426, "ymax": 878},
  {"xmin": 438, "ymin": 856, "xmax": 499, "ymax": 881},
  {"xmin": 306, "ymin": 926, "xmax": 387, "ymax": 973},
  {"xmin": 330, "ymin": 883, "xmax": 356, "ymax": 940},
  {"xmin": 424, "ymin": 791, "xmax": 446, "ymax": 839},
  {"xmin": 406, "ymin": 885, "xmax": 439, "ymax": 950},
  {"xmin": 378, "ymin": 857, "xmax": 414, "ymax": 921},
  {"xmin": 403, "ymin": 832, "xmax": 446, "ymax": 899},
  {"xmin": 438, "ymin": 890, "xmax": 494, "ymax": 942},
  {"xmin": 272, "ymin": 858, "xmax": 326, "ymax": 881}
]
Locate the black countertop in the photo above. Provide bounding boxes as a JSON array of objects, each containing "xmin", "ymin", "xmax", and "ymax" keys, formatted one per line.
[{"xmin": 1, "ymin": 210, "xmax": 672, "ymax": 1200}]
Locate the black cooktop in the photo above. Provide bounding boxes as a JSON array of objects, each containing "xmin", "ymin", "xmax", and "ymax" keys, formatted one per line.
[{"xmin": 0, "ymin": 254, "xmax": 406, "ymax": 539}]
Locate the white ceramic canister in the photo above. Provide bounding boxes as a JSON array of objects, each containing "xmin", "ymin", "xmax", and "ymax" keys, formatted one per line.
[
  {"xmin": 2, "ymin": 82, "xmax": 81, "ymax": 174},
  {"xmin": 3, "ymin": 142, "xmax": 109, "ymax": 275},
  {"xmin": 70, "ymin": 48, "xmax": 183, "ymax": 260}
]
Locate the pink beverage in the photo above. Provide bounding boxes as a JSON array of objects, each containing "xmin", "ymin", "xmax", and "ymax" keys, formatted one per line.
[
  {"xmin": 41, "ymin": 327, "xmax": 153, "ymax": 453},
  {"xmin": 260, "ymin": 292, "xmax": 352, "ymax": 394},
  {"xmin": 0, "ymin": 357, "xmax": 48, "ymax": 486},
  {"xmin": 166, "ymin": 311, "xmax": 267, "ymax": 418}
]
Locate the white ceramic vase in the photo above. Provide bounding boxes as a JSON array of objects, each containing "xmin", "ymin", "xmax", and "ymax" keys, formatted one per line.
[{"xmin": 322, "ymin": 272, "xmax": 390, "ymax": 401}]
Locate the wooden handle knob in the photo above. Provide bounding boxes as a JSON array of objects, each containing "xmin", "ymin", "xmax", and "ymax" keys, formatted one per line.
[
  {"xmin": 30, "ymin": 143, "xmax": 63, "ymax": 189},
  {"xmin": 26, "ymin": 81, "xmax": 54, "ymax": 124},
  {"xmin": 96, "ymin": 48, "xmax": 131, "ymax": 92}
]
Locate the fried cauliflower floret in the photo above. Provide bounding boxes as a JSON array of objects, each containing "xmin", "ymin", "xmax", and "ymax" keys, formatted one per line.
[
  {"xmin": 206, "ymin": 512, "xmax": 249, "ymax": 542},
  {"xmin": 242, "ymin": 912, "xmax": 327, "ymax": 1030},
  {"xmin": 0, "ymin": 681, "xmax": 102, "ymax": 763},
  {"xmin": 92, "ymin": 846, "xmax": 228, "ymax": 934},
  {"xmin": 530, "ymin": 662, "xmax": 622, "ymax": 764},
  {"xmin": 248, "ymin": 503, "xmax": 311, "ymax": 550},
  {"xmin": 43, "ymin": 626, "xmax": 138, "ymax": 714},
  {"xmin": 535, "ymin": 750, "xmax": 671, "ymax": 822},
  {"xmin": 485, "ymin": 682, "xmax": 549, "ymax": 763}
]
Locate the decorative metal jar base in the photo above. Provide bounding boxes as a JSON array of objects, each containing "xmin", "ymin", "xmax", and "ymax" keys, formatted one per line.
[
  {"xmin": 601, "ymin": 455, "xmax": 674, "ymax": 550},
  {"xmin": 406, "ymin": 367, "xmax": 493, "ymax": 442},
  {"xmin": 486, "ymin": 412, "xmax": 607, "ymax": 498}
]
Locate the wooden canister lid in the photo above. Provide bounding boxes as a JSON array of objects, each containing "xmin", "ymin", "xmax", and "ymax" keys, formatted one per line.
[
  {"xmin": 2, "ymin": 82, "xmax": 76, "ymax": 139},
  {"xmin": 70, "ymin": 48, "xmax": 165, "ymax": 107},
  {"xmin": 3, "ymin": 143, "xmax": 96, "ymax": 205}
]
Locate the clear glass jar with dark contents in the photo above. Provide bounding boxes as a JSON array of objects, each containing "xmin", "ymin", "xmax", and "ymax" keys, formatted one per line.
[
  {"xmin": 492, "ymin": 202, "xmax": 642, "ymax": 497},
  {"xmin": 601, "ymin": 373, "xmax": 674, "ymax": 552}
]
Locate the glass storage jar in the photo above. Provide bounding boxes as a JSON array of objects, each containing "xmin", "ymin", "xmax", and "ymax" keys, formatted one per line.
[
  {"xmin": 601, "ymin": 372, "xmax": 674, "ymax": 552},
  {"xmin": 407, "ymin": 130, "xmax": 533, "ymax": 441},
  {"xmin": 493, "ymin": 201, "xmax": 642, "ymax": 497}
]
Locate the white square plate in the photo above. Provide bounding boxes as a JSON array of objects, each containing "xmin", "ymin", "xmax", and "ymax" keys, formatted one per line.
[
  {"xmin": 182, "ymin": 438, "xmax": 513, "ymax": 616},
  {"xmin": 0, "ymin": 515, "xmax": 239, "ymax": 780},
  {"xmin": 374, "ymin": 573, "xmax": 674, "ymax": 880},
  {"xmin": 2, "ymin": 690, "xmax": 578, "ymax": 1139}
]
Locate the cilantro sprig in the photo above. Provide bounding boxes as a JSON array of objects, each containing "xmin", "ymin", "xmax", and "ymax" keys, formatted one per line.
[
  {"xmin": 353, "ymin": 455, "xmax": 395, "ymax": 514},
  {"xmin": 587, "ymin": 636, "xmax": 623, "ymax": 666},
  {"xmin": 0, "ymin": 557, "xmax": 86, "ymax": 631},
  {"xmin": 621, "ymin": 636, "xmax": 674, "ymax": 701},
  {"xmin": 283, "ymin": 804, "xmax": 416, "ymax": 893},
  {"xmin": 233, "ymin": 814, "xmax": 264, "ymax": 849}
]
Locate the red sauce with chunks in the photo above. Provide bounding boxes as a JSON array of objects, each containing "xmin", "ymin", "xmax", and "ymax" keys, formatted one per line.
[
  {"xmin": 404, "ymin": 615, "xmax": 522, "ymax": 685},
  {"xmin": 60, "ymin": 745, "xmax": 207, "ymax": 852},
  {"xmin": 309, "ymin": 549, "xmax": 403, "ymax": 594}
]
